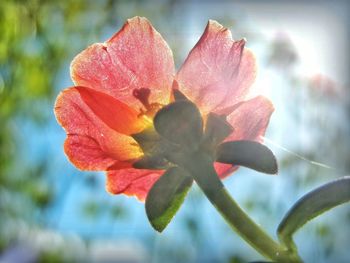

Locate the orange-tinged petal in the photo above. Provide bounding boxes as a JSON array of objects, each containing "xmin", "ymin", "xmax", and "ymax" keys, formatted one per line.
[
  {"xmin": 75, "ymin": 86, "xmax": 149, "ymax": 135},
  {"xmin": 54, "ymin": 88, "xmax": 143, "ymax": 171},
  {"xmin": 226, "ymin": 96, "xmax": 274, "ymax": 142},
  {"xmin": 176, "ymin": 20, "xmax": 256, "ymax": 114},
  {"xmin": 106, "ymin": 169, "xmax": 163, "ymax": 201},
  {"xmin": 70, "ymin": 17, "xmax": 175, "ymax": 110},
  {"xmin": 64, "ymin": 135, "xmax": 133, "ymax": 171},
  {"xmin": 214, "ymin": 163, "xmax": 239, "ymax": 179}
]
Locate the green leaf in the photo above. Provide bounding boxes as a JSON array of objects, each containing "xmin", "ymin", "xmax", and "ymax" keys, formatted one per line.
[
  {"xmin": 277, "ymin": 176, "xmax": 350, "ymax": 246},
  {"xmin": 153, "ymin": 101, "xmax": 203, "ymax": 148},
  {"xmin": 216, "ymin": 140, "xmax": 278, "ymax": 174},
  {"xmin": 145, "ymin": 167, "xmax": 193, "ymax": 232}
]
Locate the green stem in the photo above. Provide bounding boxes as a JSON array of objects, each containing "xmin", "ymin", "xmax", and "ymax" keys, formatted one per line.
[{"xmin": 182, "ymin": 151, "xmax": 302, "ymax": 262}]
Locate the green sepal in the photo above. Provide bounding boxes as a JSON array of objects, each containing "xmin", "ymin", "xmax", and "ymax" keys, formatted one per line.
[
  {"xmin": 203, "ymin": 112, "xmax": 233, "ymax": 149},
  {"xmin": 133, "ymin": 155, "xmax": 169, "ymax": 170},
  {"xmin": 131, "ymin": 126, "xmax": 181, "ymax": 169},
  {"xmin": 131, "ymin": 127, "xmax": 161, "ymax": 154},
  {"xmin": 173, "ymin": 88, "xmax": 189, "ymax": 101},
  {"xmin": 216, "ymin": 140, "xmax": 278, "ymax": 174},
  {"xmin": 153, "ymin": 101, "xmax": 203, "ymax": 149},
  {"xmin": 145, "ymin": 167, "xmax": 193, "ymax": 232},
  {"xmin": 277, "ymin": 176, "xmax": 350, "ymax": 247}
]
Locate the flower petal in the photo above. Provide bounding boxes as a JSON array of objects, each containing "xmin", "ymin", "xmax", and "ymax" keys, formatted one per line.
[
  {"xmin": 106, "ymin": 169, "xmax": 163, "ymax": 201},
  {"xmin": 226, "ymin": 96, "xmax": 274, "ymax": 142},
  {"xmin": 54, "ymin": 88, "xmax": 143, "ymax": 171},
  {"xmin": 75, "ymin": 86, "xmax": 149, "ymax": 135},
  {"xmin": 176, "ymin": 20, "xmax": 256, "ymax": 114},
  {"xmin": 64, "ymin": 135, "xmax": 133, "ymax": 171},
  {"xmin": 70, "ymin": 16, "xmax": 175, "ymax": 110},
  {"xmin": 214, "ymin": 162, "xmax": 239, "ymax": 179},
  {"xmin": 216, "ymin": 49, "xmax": 257, "ymax": 113}
]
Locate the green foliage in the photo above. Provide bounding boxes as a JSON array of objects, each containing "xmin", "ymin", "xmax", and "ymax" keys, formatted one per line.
[
  {"xmin": 109, "ymin": 204, "xmax": 127, "ymax": 219},
  {"xmin": 278, "ymin": 176, "xmax": 350, "ymax": 248},
  {"xmin": 154, "ymin": 101, "xmax": 203, "ymax": 148},
  {"xmin": 229, "ymin": 255, "xmax": 246, "ymax": 263},
  {"xmin": 37, "ymin": 250, "xmax": 65, "ymax": 263},
  {"xmin": 216, "ymin": 140, "xmax": 278, "ymax": 174},
  {"xmin": 145, "ymin": 167, "xmax": 193, "ymax": 232},
  {"xmin": 82, "ymin": 201, "xmax": 102, "ymax": 219},
  {"xmin": 82, "ymin": 200, "xmax": 129, "ymax": 221},
  {"xmin": 132, "ymin": 127, "xmax": 172, "ymax": 170},
  {"xmin": 203, "ymin": 112, "xmax": 233, "ymax": 148}
]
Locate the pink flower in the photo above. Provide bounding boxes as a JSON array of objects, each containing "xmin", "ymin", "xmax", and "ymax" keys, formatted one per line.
[{"xmin": 54, "ymin": 17, "xmax": 274, "ymax": 201}]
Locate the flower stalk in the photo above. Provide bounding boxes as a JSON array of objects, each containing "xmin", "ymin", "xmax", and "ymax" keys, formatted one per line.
[{"xmin": 181, "ymin": 151, "xmax": 303, "ymax": 263}]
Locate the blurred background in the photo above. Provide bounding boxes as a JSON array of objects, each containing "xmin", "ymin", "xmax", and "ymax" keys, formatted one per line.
[{"xmin": 0, "ymin": 0, "xmax": 349, "ymax": 262}]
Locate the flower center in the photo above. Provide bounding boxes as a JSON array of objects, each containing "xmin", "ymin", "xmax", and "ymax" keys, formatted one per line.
[{"xmin": 133, "ymin": 88, "xmax": 163, "ymax": 118}]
